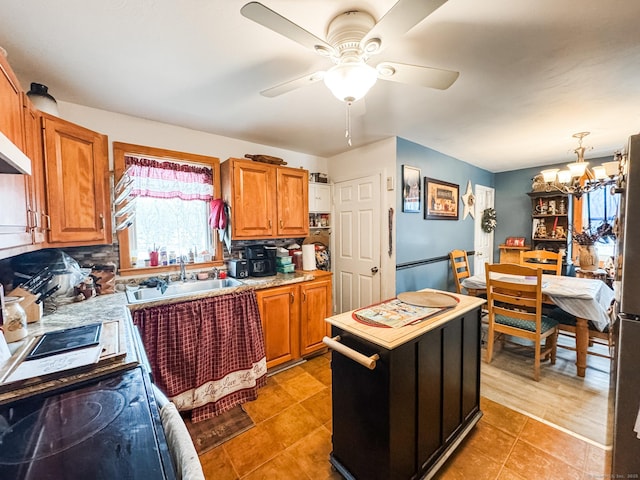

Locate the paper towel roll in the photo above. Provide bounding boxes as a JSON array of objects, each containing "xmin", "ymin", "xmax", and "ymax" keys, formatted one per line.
[{"xmin": 302, "ymin": 244, "xmax": 316, "ymax": 271}]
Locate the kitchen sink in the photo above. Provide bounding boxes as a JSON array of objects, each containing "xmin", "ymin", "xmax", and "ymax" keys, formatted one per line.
[{"xmin": 125, "ymin": 278, "xmax": 243, "ymax": 304}]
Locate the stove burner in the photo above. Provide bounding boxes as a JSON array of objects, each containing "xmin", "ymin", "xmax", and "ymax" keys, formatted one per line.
[{"xmin": 0, "ymin": 390, "xmax": 126, "ymax": 465}]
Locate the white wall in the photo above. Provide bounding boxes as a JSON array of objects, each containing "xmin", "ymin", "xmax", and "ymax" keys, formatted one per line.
[
  {"xmin": 58, "ymin": 101, "xmax": 328, "ymax": 173},
  {"xmin": 327, "ymin": 137, "xmax": 397, "ymax": 301}
]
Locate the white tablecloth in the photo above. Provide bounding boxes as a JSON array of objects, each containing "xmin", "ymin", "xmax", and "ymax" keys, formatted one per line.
[{"xmin": 462, "ymin": 273, "xmax": 615, "ymax": 331}]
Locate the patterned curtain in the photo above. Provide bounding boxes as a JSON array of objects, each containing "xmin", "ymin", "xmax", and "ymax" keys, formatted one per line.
[
  {"xmin": 125, "ymin": 155, "xmax": 213, "ymax": 201},
  {"xmin": 132, "ymin": 290, "xmax": 267, "ymax": 422}
]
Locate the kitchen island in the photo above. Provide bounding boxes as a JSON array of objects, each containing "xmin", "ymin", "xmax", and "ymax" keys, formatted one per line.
[{"xmin": 325, "ymin": 290, "xmax": 485, "ymax": 480}]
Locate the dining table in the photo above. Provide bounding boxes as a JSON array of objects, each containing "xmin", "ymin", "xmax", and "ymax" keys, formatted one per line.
[{"xmin": 461, "ymin": 272, "xmax": 615, "ymax": 377}]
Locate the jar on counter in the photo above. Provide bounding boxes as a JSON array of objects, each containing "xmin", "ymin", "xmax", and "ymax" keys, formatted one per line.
[
  {"xmin": 292, "ymin": 251, "xmax": 303, "ymax": 270},
  {"xmin": 2, "ymin": 296, "xmax": 28, "ymax": 343}
]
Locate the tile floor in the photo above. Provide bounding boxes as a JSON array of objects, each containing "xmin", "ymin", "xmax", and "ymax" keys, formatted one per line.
[{"xmin": 199, "ymin": 352, "xmax": 611, "ymax": 480}]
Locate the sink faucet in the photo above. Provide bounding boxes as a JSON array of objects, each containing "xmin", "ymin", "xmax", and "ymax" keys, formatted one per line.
[{"xmin": 179, "ymin": 256, "xmax": 187, "ymax": 282}]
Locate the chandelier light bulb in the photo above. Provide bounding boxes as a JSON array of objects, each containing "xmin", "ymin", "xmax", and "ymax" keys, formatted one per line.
[
  {"xmin": 567, "ymin": 160, "xmax": 588, "ymax": 178},
  {"xmin": 557, "ymin": 170, "xmax": 572, "ymax": 184},
  {"xmin": 541, "ymin": 169, "xmax": 559, "ymax": 183}
]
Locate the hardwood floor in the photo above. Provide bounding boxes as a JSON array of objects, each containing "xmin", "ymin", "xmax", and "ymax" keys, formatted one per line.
[
  {"xmin": 480, "ymin": 333, "xmax": 613, "ymax": 445},
  {"xmin": 199, "ymin": 348, "xmax": 612, "ymax": 479}
]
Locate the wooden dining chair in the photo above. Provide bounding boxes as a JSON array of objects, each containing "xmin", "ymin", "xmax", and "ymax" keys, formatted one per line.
[
  {"xmin": 485, "ymin": 263, "xmax": 559, "ymax": 381},
  {"xmin": 449, "ymin": 249, "xmax": 471, "ymax": 294},
  {"xmin": 548, "ymin": 306, "xmax": 615, "ymax": 360},
  {"xmin": 519, "ymin": 250, "xmax": 562, "ymax": 275}
]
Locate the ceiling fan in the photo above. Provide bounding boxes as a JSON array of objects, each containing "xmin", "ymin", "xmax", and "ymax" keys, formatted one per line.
[{"xmin": 240, "ymin": 0, "xmax": 459, "ymax": 103}]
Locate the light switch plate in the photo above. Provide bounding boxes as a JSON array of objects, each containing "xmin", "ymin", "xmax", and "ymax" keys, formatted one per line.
[{"xmin": 386, "ymin": 176, "xmax": 394, "ymax": 190}]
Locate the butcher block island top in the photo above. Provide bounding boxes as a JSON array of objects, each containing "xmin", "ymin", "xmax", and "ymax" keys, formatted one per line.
[{"xmin": 325, "ymin": 289, "xmax": 486, "ymax": 350}]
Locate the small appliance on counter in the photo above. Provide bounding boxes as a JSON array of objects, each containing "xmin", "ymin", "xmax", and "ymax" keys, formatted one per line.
[
  {"xmin": 227, "ymin": 258, "xmax": 248, "ymax": 279},
  {"xmin": 245, "ymin": 245, "xmax": 276, "ymax": 277}
]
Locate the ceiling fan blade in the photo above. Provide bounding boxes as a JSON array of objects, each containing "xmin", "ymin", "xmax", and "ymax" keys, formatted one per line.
[
  {"xmin": 260, "ymin": 71, "xmax": 325, "ymax": 97},
  {"xmin": 361, "ymin": 0, "xmax": 448, "ymax": 54},
  {"xmin": 376, "ymin": 62, "xmax": 459, "ymax": 90},
  {"xmin": 241, "ymin": 2, "xmax": 335, "ymax": 55}
]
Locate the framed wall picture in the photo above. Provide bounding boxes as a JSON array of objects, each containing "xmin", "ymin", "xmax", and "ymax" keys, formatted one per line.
[
  {"xmin": 402, "ymin": 165, "xmax": 421, "ymax": 213},
  {"xmin": 424, "ymin": 177, "xmax": 459, "ymax": 220}
]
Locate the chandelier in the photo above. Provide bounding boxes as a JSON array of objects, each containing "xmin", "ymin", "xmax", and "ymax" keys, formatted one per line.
[{"xmin": 539, "ymin": 132, "xmax": 625, "ymax": 199}]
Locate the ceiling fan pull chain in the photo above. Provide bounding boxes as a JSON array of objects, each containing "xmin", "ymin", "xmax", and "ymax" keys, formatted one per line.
[{"xmin": 345, "ymin": 101, "xmax": 352, "ymax": 147}]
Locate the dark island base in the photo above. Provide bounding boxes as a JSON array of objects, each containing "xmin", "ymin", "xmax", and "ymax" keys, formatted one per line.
[
  {"xmin": 328, "ymin": 306, "xmax": 482, "ymax": 480},
  {"xmin": 329, "ymin": 410, "xmax": 482, "ymax": 480}
]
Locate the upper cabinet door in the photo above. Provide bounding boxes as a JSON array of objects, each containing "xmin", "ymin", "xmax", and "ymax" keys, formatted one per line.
[
  {"xmin": 0, "ymin": 56, "xmax": 32, "ymax": 254},
  {"xmin": 230, "ymin": 160, "xmax": 276, "ymax": 238},
  {"xmin": 309, "ymin": 183, "xmax": 331, "ymax": 213},
  {"xmin": 22, "ymin": 95, "xmax": 45, "ymax": 245},
  {"xmin": 41, "ymin": 114, "xmax": 111, "ymax": 245},
  {"xmin": 276, "ymin": 167, "xmax": 308, "ymax": 237},
  {"xmin": 0, "ymin": 53, "xmax": 24, "ymax": 151}
]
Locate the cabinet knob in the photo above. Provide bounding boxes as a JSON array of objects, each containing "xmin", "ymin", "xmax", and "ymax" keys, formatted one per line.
[{"xmin": 99, "ymin": 213, "xmax": 105, "ymax": 230}]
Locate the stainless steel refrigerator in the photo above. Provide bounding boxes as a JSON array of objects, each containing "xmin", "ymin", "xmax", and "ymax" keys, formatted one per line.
[{"xmin": 612, "ymin": 132, "xmax": 640, "ymax": 476}]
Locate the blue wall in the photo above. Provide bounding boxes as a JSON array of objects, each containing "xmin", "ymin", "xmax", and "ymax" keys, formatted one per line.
[
  {"xmin": 395, "ymin": 138, "xmax": 494, "ymax": 294},
  {"xmin": 493, "ymin": 156, "xmax": 613, "ymax": 259},
  {"xmin": 493, "ymin": 165, "xmax": 542, "ymax": 258}
]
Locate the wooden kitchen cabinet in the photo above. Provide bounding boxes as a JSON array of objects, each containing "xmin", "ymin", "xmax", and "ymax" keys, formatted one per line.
[
  {"xmin": 221, "ymin": 158, "xmax": 308, "ymax": 239},
  {"xmin": 22, "ymin": 95, "xmax": 46, "ymax": 245},
  {"xmin": 300, "ymin": 274, "xmax": 332, "ymax": 356},
  {"xmin": 0, "ymin": 57, "xmax": 34, "ymax": 256},
  {"xmin": 256, "ymin": 284, "xmax": 300, "ymax": 369},
  {"xmin": 257, "ymin": 273, "xmax": 333, "ymax": 369},
  {"xmin": 0, "ymin": 52, "xmax": 24, "ymax": 155},
  {"xmin": 41, "ymin": 113, "xmax": 111, "ymax": 245}
]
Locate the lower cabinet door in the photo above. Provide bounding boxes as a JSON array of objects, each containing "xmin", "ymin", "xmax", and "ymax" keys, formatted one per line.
[
  {"xmin": 300, "ymin": 278, "xmax": 332, "ymax": 356},
  {"xmin": 256, "ymin": 284, "xmax": 299, "ymax": 369}
]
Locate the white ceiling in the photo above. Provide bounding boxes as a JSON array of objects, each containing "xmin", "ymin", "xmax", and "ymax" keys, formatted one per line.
[{"xmin": 2, "ymin": 0, "xmax": 639, "ymax": 172}]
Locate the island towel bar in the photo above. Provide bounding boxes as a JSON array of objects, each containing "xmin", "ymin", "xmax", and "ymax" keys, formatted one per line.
[{"xmin": 323, "ymin": 336, "xmax": 380, "ymax": 370}]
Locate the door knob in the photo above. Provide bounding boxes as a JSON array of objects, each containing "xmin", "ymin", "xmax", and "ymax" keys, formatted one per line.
[{"xmin": 371, "ymin": 267, "xmax": 379, "ymax": 274}]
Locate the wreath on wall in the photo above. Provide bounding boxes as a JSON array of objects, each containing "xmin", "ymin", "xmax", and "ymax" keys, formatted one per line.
[{"xmin": 481, "ymin": 208, "xmax": 497, "ymax": 233}]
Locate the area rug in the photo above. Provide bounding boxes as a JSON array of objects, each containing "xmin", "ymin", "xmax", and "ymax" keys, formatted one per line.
[{"xmin": 184, "ymin": 405, "xmax": 255, "ymax": 455}]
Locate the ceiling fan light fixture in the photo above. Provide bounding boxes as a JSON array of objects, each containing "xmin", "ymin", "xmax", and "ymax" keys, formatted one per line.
[{"xmin": 323, "ymin": 62, "xmax": 377, "ymax": 102}]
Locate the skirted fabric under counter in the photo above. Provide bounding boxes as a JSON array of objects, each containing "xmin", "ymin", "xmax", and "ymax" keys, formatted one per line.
[{"xmin": 131, "ymin": 290, "xmax": 267, "ymax": 422}]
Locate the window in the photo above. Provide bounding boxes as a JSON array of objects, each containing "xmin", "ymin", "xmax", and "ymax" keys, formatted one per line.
[
  {"xmin": 113, "ymin": 143, "xmax": 221, "ymax": 275},
  {"xmin": 582, "ymin": 187, "xmax": 620, "ymax": 259}
]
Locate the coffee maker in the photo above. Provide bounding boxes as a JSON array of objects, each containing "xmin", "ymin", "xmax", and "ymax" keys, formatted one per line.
[{"xmin": 245, "ymin": 245, "xmax": 276, "ymax": 277}]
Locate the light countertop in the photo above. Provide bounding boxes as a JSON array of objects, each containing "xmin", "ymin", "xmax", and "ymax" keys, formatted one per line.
[
  {"xmin": 0, "ymin": 270, "xmax": 331, "ymax": 403},
  {"xmin": 325, "ymin": 290, "xmax": 485, "ymax": 350}
]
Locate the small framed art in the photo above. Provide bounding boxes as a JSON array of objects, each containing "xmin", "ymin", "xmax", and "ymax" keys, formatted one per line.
[
  {"xmin": 402, "ymin": 165, "xmax": 421, "ymax": 213},
  {"xmin": 424, "ymin": 177, "xmax": 459, "ymax": 220}
]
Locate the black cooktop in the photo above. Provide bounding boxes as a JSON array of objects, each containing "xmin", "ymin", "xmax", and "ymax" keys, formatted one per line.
[{"xmin": 0, "ymin": 367, "xmax": 175, "ymax": 479}]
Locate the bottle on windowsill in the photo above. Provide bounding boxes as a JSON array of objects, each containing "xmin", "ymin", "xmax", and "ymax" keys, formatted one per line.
[{"xmin": 188, "ymin": 248, "xmax": 195, "ymax": 264}]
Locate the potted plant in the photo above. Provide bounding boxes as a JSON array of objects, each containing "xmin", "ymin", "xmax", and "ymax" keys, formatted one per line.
[{"xmin": 571, "ymin": 222, "xmax": 615, "ymax": 271}]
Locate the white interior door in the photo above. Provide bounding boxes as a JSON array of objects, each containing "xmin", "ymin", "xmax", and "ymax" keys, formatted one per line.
[
  {"xmin": 334, "ymin": 174, "xmax": 381, "ymax": 313},
  {"xmin": 473, "ymin": 185, "xmax": 495, "ymax": 276}
]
